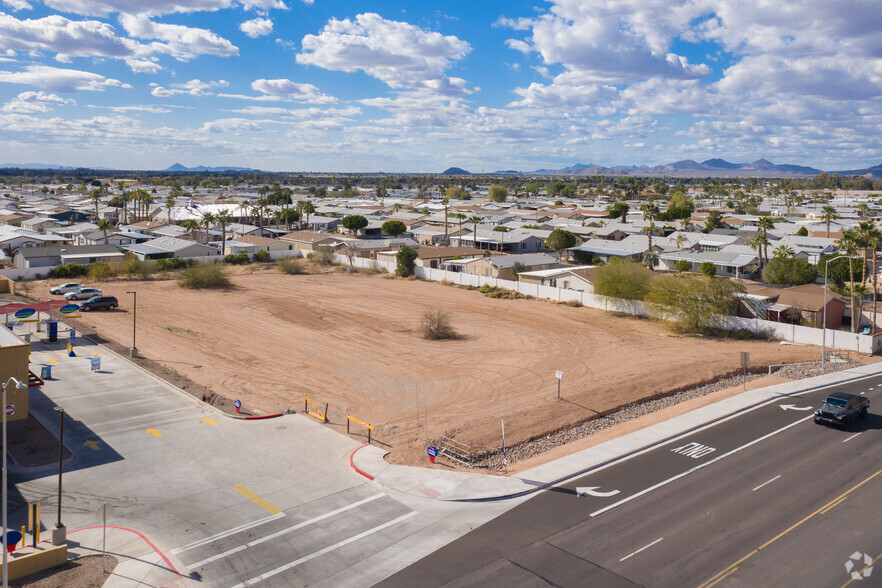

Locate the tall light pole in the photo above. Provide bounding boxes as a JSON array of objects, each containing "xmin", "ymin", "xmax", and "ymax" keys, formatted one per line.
[
  {"xmin": 822, "ymin": 255, "xmax": 860, "ymax": 371},
  {"xmin": 52, "ymin": 407, "xmax": 65, "ymax": 545},
  {"xmin": 3, "ymin": 377, "xmax": 26, "ymax": 588},
  {"xmin": 126, "ymin": 291, "xmax": 137, "ymax": 358}
]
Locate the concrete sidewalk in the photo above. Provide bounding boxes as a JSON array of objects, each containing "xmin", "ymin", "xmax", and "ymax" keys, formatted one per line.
[{"xmin": 352, "ymin": 361, "xmax": 882, "ymax": 503}]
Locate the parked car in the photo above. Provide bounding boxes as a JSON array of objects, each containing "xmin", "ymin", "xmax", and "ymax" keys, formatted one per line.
[
  {"xmin": 64, "ymin": 287, "xmax": 102, "ymax": 301},
  {"xmin": 49, "ymin": 282, "xmax": 83, "ymax": 295},
  {"xmin": 79, "ymin": 295, "xmax": 118, "ymax": 311}
]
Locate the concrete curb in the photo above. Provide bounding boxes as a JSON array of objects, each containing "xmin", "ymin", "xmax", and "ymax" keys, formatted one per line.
[
  {"xmin": 221, "ymin": 411, "xmax": 286, "ymax": 420},
  {"xmin": 350, "ymin": 362, "xmax": 882, "ymax": 503}
]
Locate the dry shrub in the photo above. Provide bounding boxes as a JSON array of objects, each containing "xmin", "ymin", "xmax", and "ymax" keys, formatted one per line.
[
  {"xmin": 420, "ymin": 309, "xmax": 458, "ymax": 340},
  {"xmin": 478, "ymin": 284, "xmax": 524, "ymax": 299},
  {"xmin": 278, "ymin": 257, "xmax": 305, "ymax": 275},
  {"xmin": 360, "ymin": 260, "xmax": 384, "ymax": 275},
  {"xmin": 178, "ymin": 263, "xmax": 230, "ymax": 289},
  {"xmin": 564, "ymin": 299, "xmax": 582, "ymax": 307}
]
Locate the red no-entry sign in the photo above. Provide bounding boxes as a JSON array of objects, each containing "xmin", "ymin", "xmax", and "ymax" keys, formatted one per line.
[{"xmin": 5, "ymin": 405, "xmax": 14, "ymax": 416}]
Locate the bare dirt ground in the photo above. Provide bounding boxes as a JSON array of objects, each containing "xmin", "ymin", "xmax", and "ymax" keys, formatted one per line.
[{"xmin": 30, "ymin": 266, "xmax": 828, "ymax": 466}]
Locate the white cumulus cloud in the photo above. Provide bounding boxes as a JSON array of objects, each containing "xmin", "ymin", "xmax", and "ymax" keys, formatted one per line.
[
  {"xmin": 119, "ymin": 14, "xmax": 238, "ymax": 60},
  {"xmin": 40, "ymin": 0, "xmax": 287, "ymax": 18},
  {"xmin": 249, "ymin": 78, "xmax": 335, "ymax": 103},
  {"xmin": 239, "ymin": 17, "xmax": 272, "ymax": 38},
  {"xmin": 0, "ymin": 65, "xmax": 131, "ymax": 92},
  {"xmin": 296, "ymin": 13, "xmax": 472, "ymax": 95},
  {"xmin": 2, "ymin": 90, "xmax": 72, "ymax": 113}
]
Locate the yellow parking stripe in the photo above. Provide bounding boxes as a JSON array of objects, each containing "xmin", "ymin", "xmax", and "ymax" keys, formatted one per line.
[{"xmin": 234, "ymin": 485, "xmax": 281, "ymax": 514}]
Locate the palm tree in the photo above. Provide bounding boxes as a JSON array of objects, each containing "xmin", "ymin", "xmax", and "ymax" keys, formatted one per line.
[
  {"xmin": 90, "ymin": 188, "xmax": 102, "ymax": 219},
  {"xmin": 442, "ymin": 198, "xmax": 450, "ymax": 246},
  {"xmin": 639, "ymin": 203, "xmax": 660, "ymax": 256},
  {"xmin": 301, "ymin": 200, "xmax": 315, "ymax": 229},
  {"xmin": 181, "ymin": 219, "xmax": 200, "ymax": 243},
  {"xmin": 96, "ymin": 218, "xmax": 112, "ymax": 243},
  {"xmin": 468, "ymin": 215, "xmax": 483, "ymax": 249},
  {"xmin": 216, "ymin": 209, "xmax": 233, "ymax": 246},
  {"xmin": 772, "ymin": 245, "xmax": 794, "ymax": 259},
  {"xmin": 201, "ymin": 211, "xmax": 216, "ymax": 244},
  {"xmin": 141, "ymin": 192, "xmax": 155, "ymax": 222},
  {"xmin": 674, "ymin": 233, "xmax": 687, "ymax": 249},
  {"xmin": 493, "ymin": 226, "xmax": 509, "ymax": 252},
  {"xmin": 837, "ymin": 228, "xmax": 861, "ymax": 333},
  {"xmin": 120, "ymin": 190, "xmax": 130, "ymax": 224},
  {"xmin": 871, "ymin": 230, "xmax": 882, "ymax": 334},
  {"xmin": 821, "ymin": 205, "xmax": 838, "ymax": 238},
  {"xmin": 750, "ymin": 234, "xmax": 770, "ymax": 271},
  {"xmin": 756, "ymin": 216, "xmax": 776, "ymax": 268},
  {"xmin": 165, "ymin": 194, "xmax": 176, "ymax": 223},
  {"xmin": 856, "ymin": 203, "xmax": 870, "ymax": 220}
]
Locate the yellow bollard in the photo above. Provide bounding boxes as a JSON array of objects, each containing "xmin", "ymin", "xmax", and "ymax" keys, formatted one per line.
[
  {"xmin": 20, "ymin": 526, "xmax": 25, "ymax": 549},
  {"xmin": 35, "ymin": 525, "xmax": 39, "ymax": 544}
]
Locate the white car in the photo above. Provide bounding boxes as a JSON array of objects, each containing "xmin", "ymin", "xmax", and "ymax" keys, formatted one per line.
[
  {"xmin": 64, "ymin": 287, "xmax": 102, "ymax": 301},
  {"xmin": 49, "ymin": 282, "xmax": 83, "ymax": 295}
]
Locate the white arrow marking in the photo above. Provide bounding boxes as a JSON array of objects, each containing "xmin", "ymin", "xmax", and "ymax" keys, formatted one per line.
[
  {"xmin": 779, "ymin": 404, "xmax": 813, "ymax": 411},
  {"xmin": 576, "ymin": 486, "xmax": 621, "ymax": 498}
]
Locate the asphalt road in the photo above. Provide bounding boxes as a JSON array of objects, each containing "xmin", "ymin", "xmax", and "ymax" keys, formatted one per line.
[{"xmin": 381, "ymin": 373, "xmax": 882, "ymax": 588}]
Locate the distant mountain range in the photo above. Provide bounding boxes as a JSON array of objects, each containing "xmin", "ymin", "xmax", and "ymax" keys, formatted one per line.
[
  {"xmin": 491, "ymin": 159, "xmax": 840, "ymax": 178},
  {"xmin": 0, "ymin": 163, "xmax": 110, "ymax": 170},
  {"xmin": 165, "ymin": 163, "xmax": 256, "ymax": 172}
]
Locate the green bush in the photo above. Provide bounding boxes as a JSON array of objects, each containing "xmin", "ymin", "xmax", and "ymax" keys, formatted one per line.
[
  {"xmin": 225, "ymin": 252, "xmax": 251, "ymax": 265},
  {"xmin": 278, "ymin": 257, "xmax": 305, "ymax": 274},
  {"xmin": 700, "ymin": 261, "xmax": 716, "ymax": 278},
  {"xmin": 763, "ymin": 257, "xmax": 818, "ymax": 287},
  {"xmin": 646, "ymin": 274, "xmax": 745, "ymax": 333},
  {"xmin": 120, "ymin": 256, "xmax": 157, "ymax": 280},
  {"xmin": 478, "ymin": 284, "xmax": 524, "ymax": 299},
  {"xmin": 252, "ymin": 250, "xmax": 271, "ymax": 263},
  {"xmin": 396, "ymin": 246, "xmax": 418, "ymax": 277},
  {"xmin": 178, "ymin": 263, "xmax": 230, "ymax": 289},
  {"xmin": 155, "ymin": 257, "xmax": 189, "ymax": 270},
  {"xmin": 88, "ymin": 261, "xmax": 115, "ymax": 280},
  {"xmin": 48, "ymin": 263, "xmax": 88, "ymax": 279},
  {"xmin": 674, "ymin": 259, "xmax": 691, "ymax": 273},
  {"xmin": 593, "ymin": 259, "xmax": 651, "ymax": 300}
]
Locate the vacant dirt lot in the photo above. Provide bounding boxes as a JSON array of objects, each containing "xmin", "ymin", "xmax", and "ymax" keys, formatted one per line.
[{"xmin": 38, "ymin": 269, "xmax": 821, "ymax": 465}]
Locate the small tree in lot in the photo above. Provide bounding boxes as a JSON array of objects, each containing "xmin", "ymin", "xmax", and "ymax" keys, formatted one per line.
[
  {"xmin": 593, "ymin": 259, "xmax": 651, "ymax": 300},
  {"xmin": 396, "ymin": 246, "xmax": 418, "ymax": 277},
  {"xmin": 675, "ymin": 259, "xmax": 691, "ymax": 273},
  {"xmin": 646, "ymin": 274, "xmax": 745, "ymax": 333},
  {"xmin": 488, "ymin": 185, "xmax": 508, "ymax": 202}
]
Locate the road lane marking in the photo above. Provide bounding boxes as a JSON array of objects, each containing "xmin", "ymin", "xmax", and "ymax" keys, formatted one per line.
[
  {"xmin": 230, "ymin": 511, "xmax": 417, "ymax": 587},
  {"xmin": 189, "ymin": 493, "xmax": 385, "ymax": 569},
  {"xmin": 171, "ymin": 512, "xmax": 286, "ymax": 554},
  {"xmin": 818, "ymin": 496, "xmax": 847, "ymax": 515},
  {"xmin": 620, "ymin": 537, "xmax": 663, "ymax": 562},
  {"xmin": 591, "ymin": 415, "xmax": 815, "ymax": 518},
  {"xmin": 843, "ymin": 432, "xmax": 862, "ymax": 443},
  {"xmin": 145, "ymin": 428, "xmax": 162, "ymax": 438},
  {"xmin": 752, "ymin": 475, "xmax": 781, "ymax": 492},
  {"xmin": 234, "ymin": 485, "xmax": 281, "ymax": 514},
  {"xmin": 699, "ymin": 469, "xmax": 882, "ymax": 588}
]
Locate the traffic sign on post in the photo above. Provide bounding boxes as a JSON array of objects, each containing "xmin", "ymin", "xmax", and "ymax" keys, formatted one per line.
[
  {"xmin": 5, "ymin": 405, "xmax": 14, "ymax": 416},
  {"xmin": 234, "ymin": 399, "xmax": 241, "ymax": 414},
  {"xmin": 555, "ymin": 370, "xmax": 563, "ymax": 399},
  {"xmin": 427, "ymin": 446, "xmax": 438, "ymax": 463}
]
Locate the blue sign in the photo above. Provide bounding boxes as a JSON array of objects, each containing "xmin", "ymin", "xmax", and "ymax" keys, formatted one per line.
[
  {"xmin": 90, "ymin": 356, "xmax": 101, "ymax": 372},
  {"xmin": 70, "ymin": 328, "xmax": 76, "ymax": 342},
  {"xmin": 14, "ymin": 309, "xmax": 35, "ymax": 319},
  {"xmin": 427, "ymin": 446, "xmax": 438, "ymax": 458},
  {"xmin": 234, "ymin": 399, "xmax": 241, "ymax": 409},
  {"xmin": 60, "ymin": 304, "xmax": 79, "ymax": 314}
]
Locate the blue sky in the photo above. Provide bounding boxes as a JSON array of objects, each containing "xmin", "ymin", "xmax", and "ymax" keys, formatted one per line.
[{"xmin": 0, "ymin": 0, "xmax": 880, "ymax": 172}]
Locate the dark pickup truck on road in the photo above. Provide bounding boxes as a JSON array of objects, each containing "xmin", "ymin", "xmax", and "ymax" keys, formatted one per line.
[{"xmin": 814, "ymin": 391, "xmax": 870, "ymax": 426}]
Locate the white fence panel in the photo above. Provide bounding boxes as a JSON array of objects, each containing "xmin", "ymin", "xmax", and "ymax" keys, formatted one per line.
[{"xmin": 0, "ymin": 267, "xmax": 50, "ymax": 280}]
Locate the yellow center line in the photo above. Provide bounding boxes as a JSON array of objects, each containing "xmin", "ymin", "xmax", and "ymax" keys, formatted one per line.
[
  {"xmin": 841, "ymin": 551, "xmax": 882, "ymax": 587},
  {"xmin": 234, "ymin": 485, "xmax": 281, "ymax": 514},
  {"xmin": 699, "ymin": 470, "xmax": 882, "ymax": 588},
  {"xmin": 817, "ymin": 496, "xmax": 848, "ymax": 516}
]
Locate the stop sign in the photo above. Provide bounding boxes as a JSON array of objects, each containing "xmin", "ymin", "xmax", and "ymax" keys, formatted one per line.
[{"xmin": 5, "ymin": 405, "xmax": 14, "ymax": 416}]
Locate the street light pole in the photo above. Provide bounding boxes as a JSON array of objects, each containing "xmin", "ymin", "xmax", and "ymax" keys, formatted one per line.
[
  {"xmin": 126, "ymin": 291, "xmax": 137, "ymax": 357},
  {"xmin": 3, "ymin": 377, "xmax": 26, "ymax": 588},
  {"xmin": 52, "ymin": 407, "xmax": 65, "ymax": 545}
]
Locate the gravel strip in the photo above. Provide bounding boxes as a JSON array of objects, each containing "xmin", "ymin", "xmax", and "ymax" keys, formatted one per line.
[{"xmin": 445, "ymin": 354, "xmax": 862, "ymax": 470}]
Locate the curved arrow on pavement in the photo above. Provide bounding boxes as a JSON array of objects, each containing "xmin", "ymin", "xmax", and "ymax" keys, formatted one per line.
[
  {"xmin": 780, "ymin": 404, "xmax": 813, "ymax": 411},
  {"xmin": 576, "ymin": 486, "xmax": 621, "ymax": 498}
]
